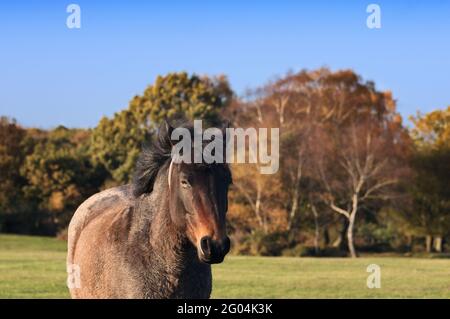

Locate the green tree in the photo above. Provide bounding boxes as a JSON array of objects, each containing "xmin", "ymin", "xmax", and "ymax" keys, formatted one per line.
[
  {"xmin": 90, "ymin": 72, "xmax": 232, "ymax": 184},
  {"xmin": 406, "ymin": 106, "xmax": 450, "ymax": 252},
  {"xmin": 90, "ymin": 110, "xmax": 145, "ymax": 185},
  {"xmin": 130, "ymin": 72, "xmax": 232, "ymax": 125}
]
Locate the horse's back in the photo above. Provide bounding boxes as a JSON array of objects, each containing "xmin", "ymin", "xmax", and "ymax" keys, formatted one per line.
[{"xmin": 67, "ymin": 185, "xmax": 135, "ymax": 297}]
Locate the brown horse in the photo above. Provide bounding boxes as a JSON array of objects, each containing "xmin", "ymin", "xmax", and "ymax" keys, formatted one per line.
[{"xmin": 67, "ymin": 122, "xmax": 232, "ymax": 298}]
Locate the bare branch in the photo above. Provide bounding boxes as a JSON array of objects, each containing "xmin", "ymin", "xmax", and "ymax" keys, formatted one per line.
[
  {"xmin": 329, "ymin": 202, "xmax": 350, "ymax": 219},
  {"xmin": 361, "ymin": 178, "xmax": 398, "ymax": 200}
]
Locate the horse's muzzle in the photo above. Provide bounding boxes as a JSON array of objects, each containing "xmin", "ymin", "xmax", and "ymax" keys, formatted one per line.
[{"xmin": 199, "ymin": 236, "xmax": 230, "ymax": 264}]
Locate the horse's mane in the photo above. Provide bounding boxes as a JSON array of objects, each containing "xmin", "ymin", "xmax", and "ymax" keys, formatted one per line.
[
  {"xmin": 132, "ymin": 121, "xmax": 231, "ymax": 197},
  {"xmin": 132, "ymin": 122, "xmax": 173, "ymax": 197}
]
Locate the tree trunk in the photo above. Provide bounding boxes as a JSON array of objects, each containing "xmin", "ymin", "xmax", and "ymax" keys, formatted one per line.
[
  {"xmin": 407, "ymin": 235, "xmax": 413, "ymax": 252},
  {"xmin": 311, "ymin": 204, "xmax": 320, "ymax": 254},
  {"xmin": 323, "ymin": 227, "xmax": 330, "ymax": 247},
  {"xmin": 347, "ymin": 213, "xmax": 357, "ymax": 258},
  {"xmin": 288, "ymin": 154, "xmax": 302, "ymax": 231},
  {"xmin": 433, "ymin": 236, "xmax": 442, "ymax": 253},
  {"xmin": 287, "ymin": 191, "xmax": 299, "ymax": 231},
  {"xmin": 346, "ymin": 192, "xmax": 359, "ymax": 258},
  {"xmin": 332, "ymin": 219, "xmax": 347, "ymax": 250},
  {"xmin": 255, "ymin": 183, "xmax": 267, "ymax": 233},
  {"xmin": 425, "ymin": 235, "xmax": 433, "ymax": 253},
  {"xmin": 255, "ymin": 193, "xmax": 262, "ymax": 230}
]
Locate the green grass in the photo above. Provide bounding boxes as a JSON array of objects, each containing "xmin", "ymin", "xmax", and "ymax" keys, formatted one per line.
[
  {"xmin": 1, "ymin": 234, "xmax": 449, "ymax": 298},
  {"xmin": 0, "ymin": 234, "xmax": 68, "ymax": 298}
]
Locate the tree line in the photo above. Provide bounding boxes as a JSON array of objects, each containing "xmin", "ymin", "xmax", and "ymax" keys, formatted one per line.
[{"xmin": 1, "ymin": 69, "xmax": 449, "ymax": 257}]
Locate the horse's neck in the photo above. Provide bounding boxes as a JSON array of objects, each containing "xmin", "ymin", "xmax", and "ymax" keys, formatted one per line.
[{"xmin": 138, "ymin": 178, "xmax": 196, "ymax": 272}]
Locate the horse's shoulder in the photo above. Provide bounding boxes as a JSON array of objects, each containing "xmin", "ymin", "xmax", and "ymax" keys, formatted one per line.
[
  {"xmin": 72, "ymin": 185, "xmax": 132, "ymax": 224},
  {"xmin": 67, "ymin": 185, "xmax": 134, "ymax": 264}
]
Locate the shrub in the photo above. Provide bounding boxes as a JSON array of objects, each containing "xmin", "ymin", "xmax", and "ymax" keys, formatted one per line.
[
  {"xmin": 251, "ymin": 231, "xmax": 290, "ymax": 256},
  {"xmin": 230, "ymin": 231, "xmax": 291, "ymax": 256},
  {"xmin": 281, "ymin": 244, "xmax": 313, "ymax": 257},
  {"xmin": 282, "ymin": 245, "xmax": 347, "ymax": 257}
]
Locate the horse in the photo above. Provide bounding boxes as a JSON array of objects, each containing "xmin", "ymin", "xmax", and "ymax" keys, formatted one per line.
[{"xmin": 66, "ymin": 121, "xmax": 232, "ymax": 298}]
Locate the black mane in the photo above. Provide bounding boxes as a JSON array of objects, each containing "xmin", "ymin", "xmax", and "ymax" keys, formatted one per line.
[{"xmin": 132, "ymin": 122, "xmax": 173, "ymax": 197}]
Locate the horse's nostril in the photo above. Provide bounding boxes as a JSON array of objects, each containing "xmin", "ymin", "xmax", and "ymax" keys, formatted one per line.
[
  {"xmin": 200, "ymin": 236, "xmax": 212, "ymax": 257},
  {"xmin": 199, "ymin": 236, "xmax": 230, "ymax": 263}
]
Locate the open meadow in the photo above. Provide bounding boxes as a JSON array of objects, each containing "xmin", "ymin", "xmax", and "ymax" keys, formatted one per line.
[{"xmin": 1, "ymin": 234, "xmax": 449, "ymax": 298}]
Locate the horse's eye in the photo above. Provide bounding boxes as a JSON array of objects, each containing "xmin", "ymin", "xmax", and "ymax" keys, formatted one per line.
[{"xmin": 180, "ymin": 179, "xmax": 190, "ymax": 188}]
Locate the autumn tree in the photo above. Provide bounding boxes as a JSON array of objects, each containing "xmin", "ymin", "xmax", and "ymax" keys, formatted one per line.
[
  {"xmin": 314, "ymin": 121, "xmax": 409, "ymax": 257},
  {"xmin": 229, "ymin": 68, "xmax": 410, "ymax": 256},
  {"xmin": 230, "ymin": 159, "xmax": 287, "ymax": 234},
  {"xmin": 20, "ymin": 126, "xmax": 106, "ymax": 233},
  {"xmin": 0, "ymin": 117, "xmax": 27, "ymax": 231},
  {"xmin": 224, "ymin": 90, "xmax": 288, "ymax": 236}
]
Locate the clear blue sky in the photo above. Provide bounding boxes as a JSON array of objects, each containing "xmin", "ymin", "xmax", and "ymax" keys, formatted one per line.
[{"xmin": 1, "ymin": 0, "xmax": 449, "ymax": 128}]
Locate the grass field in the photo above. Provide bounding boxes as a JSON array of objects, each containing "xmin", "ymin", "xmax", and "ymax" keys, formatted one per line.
[{"xmin": 1, "ymin": 234, "xmax": 449, "ymax": 298}]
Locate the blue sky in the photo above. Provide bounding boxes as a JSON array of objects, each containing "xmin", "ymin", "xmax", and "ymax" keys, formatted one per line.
[{"xmin": 1, "ymin": 0, "xmax": 449, "ymax": 128}]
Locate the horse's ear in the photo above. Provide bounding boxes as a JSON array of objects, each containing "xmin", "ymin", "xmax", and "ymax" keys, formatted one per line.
[{"xmin": 160, "ymin": 119, "xmax": 174, "ymax": 145}]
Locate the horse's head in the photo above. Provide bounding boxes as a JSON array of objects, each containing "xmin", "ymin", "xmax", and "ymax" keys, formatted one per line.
[
  {"xmin": 133, "ymin": 121, "xmax": 232, "ymax": 264},
  {"xmin": 169, "ymin": 161, "xmax": 232, "ymax": 264}
]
